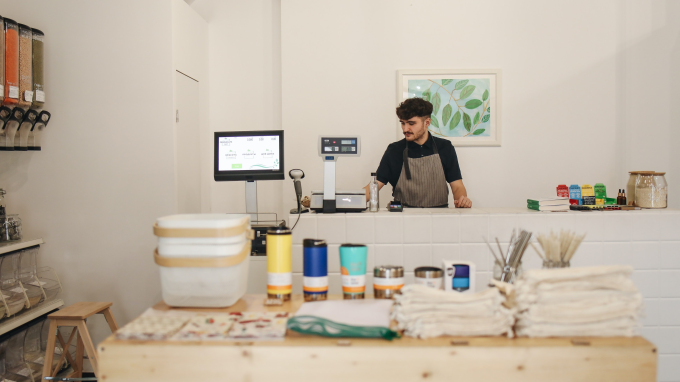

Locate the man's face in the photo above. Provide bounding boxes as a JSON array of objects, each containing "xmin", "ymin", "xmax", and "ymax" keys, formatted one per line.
[{"xmin": 400, "ymin": 116, "xmax": 430, "ymax": 142}]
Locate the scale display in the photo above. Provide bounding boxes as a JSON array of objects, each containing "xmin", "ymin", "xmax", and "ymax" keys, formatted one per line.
[
  {"xmin": 319, "ymin": 137, "xmax": 360, "ymax": 156},
  {"xmin": 218, "ymin": 135, "xmax": 280, "ymax": 171}
]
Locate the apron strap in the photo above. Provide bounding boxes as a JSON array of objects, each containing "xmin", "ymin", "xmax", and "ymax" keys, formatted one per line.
[
  {"xmin": 403, "ymin": 147, "xmax": 411, "ymax": 180},
  {"xmin": 403, "ymin": 133, "xmax": 436, "ymax": 181}
]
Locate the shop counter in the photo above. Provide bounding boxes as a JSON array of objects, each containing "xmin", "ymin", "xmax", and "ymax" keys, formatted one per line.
[{"xmin": 98, "ymin": 294, "xmax": 657, "ymax": 382}]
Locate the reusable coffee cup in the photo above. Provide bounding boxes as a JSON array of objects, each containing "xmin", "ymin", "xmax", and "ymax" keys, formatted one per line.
[
  {"xmin": 303, "ymin": 239, "xmax": 328, "ymax": 302},
  {"xmin": 339, "ymin": 244, "xmax": 367, "ymax": 299},
  {"xmin": 266, "ymin": 227, "xmax": 292, "ymax": 301}
]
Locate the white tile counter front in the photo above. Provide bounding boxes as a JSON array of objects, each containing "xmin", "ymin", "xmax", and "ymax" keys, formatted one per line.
[{"xmin": 245, "ymin": 208, "xmax": 680, "ymax": 380}]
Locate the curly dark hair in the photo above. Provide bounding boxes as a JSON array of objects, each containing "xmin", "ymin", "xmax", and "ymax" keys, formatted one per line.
[{"xmin": 396, "ymin": 98, "xmax": 433, "ymax": 120}]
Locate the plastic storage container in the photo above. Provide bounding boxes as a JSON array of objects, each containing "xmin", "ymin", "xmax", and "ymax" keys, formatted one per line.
[
  {"xmin": 0, "ymin": 253, "xmax": 28, "ymax": 318},
  {"xmin": 19, "ymin": 247, "xmax": 46, "ymax": 307},
  {"xmin": 30, "ymin": 28, "xmax": 44, "ymax": 109},
  {"xmin": 3, "ymin": 18, "xmax": 19, "ymax": 106},
  {"xmin": 17, "ymin": 24, "xmax": 32, "ymax": 109},
  {"xmin": 154, "ymin": 214, "xmax": 252, "ymax": 308},
  {"xmin": 4, "ymin": 329, "xmax": 30, "ymax": 381}
]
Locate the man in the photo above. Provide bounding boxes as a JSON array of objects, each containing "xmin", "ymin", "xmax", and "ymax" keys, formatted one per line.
[{"xmin": 365, "ymin": 98, "xmax": 472, "ymax": 208}]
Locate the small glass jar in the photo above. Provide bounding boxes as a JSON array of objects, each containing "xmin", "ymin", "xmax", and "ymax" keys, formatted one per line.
[
  {"xmin": 652, "ymin": 172, "xmax": 668, "ymax": 209},
  {"xmin": 1, "ymin": 214, "xmax": 22, "ymax": 242},
  {"xmin": 542, "ymin": 260, "xmax": 570, "ymax": 269},
  {"xmin": 635, "ymin": 171, "xmax": 661, "ymax": 208},
  {"xmin": 492, "ymin": 260, "xmax": 523, "ymax": 283}
]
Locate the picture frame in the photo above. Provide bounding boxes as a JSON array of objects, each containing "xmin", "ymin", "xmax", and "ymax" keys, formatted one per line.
[{"xmin": 396, "ymin": 69, "xmax": 502, "ymax": 147}]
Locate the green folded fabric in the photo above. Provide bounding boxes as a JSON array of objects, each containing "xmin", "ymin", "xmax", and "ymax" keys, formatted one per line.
[{"xmin": 287, "ymin": 316, "xmax": 399, "ymax": 340}]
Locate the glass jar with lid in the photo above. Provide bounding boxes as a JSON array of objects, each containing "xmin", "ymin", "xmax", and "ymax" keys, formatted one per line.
[
  {"xmin": 635, "ymin": 172, "xmax": 657, "ymax": 208},
  {"xmin": 652, "ymin": 172, "xmax": 668, "ymax": 208},
  {"xmin": 627, "ymin": 171, "xmax": 642, "ymax": 206}
]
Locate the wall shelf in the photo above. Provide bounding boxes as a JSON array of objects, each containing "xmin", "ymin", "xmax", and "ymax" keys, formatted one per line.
[
  {"xmin": 0, "ymin": 298, "xmax": 63, "ymax": 336},
  {"xmin": 0, "ymin": 238, "xmax": 44, "ymax": 256}
]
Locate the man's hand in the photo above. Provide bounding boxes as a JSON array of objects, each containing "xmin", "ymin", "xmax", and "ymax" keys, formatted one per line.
[{"xmin": 454, "ymin": 196, "xmax": 472, "ymax": 208}]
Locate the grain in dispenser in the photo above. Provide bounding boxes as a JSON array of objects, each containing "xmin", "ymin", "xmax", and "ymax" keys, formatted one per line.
[
  {"xmin": 17, "ymin": 24, "xmax": 32, "ymax": 108},
  {"xmin": 3, "ymin": 18, "xmax": 19, "ymax": 106},
  {"xmin": 153, "ymin": 214, "xmax": 252, "ymax": 308},
  {"xmin": 30, "ymin": 28, "xmax": 44, "ymax": 109}
]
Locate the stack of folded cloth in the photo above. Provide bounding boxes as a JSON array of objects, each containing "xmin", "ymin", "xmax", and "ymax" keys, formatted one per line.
[
  {"xmin": 392, "ymin": 284, "xmax": 516, "ymax": 339},
  {"xmin": 514, "ymin": 265, "xmax": 642, "ymax": 337}
]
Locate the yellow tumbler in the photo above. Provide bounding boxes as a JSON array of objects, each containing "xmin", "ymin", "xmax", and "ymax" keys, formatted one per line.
[{"xmin": 266, "ymin": 227, "xmax": 292, "ymax": 300}]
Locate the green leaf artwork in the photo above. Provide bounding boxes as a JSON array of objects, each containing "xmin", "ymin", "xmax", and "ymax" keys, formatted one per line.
[
  {"xmin": 407, "ymin": 77, "xmax": 492, "ymax": 139},
  {"xmin": 432, "ymin": 93, "xmax": 441, "ymax": 115},
  {"xmin": 459, "ymin": 85, "xmax": 476, "ymax": 100},
  {"xmin": 430, "ymin": 114, "xmax": 440, "ymax": 128},
  {"xmin": 442, "ymin": 104, "xmax": 452, "ymax": 126},
  {"xmin": 422, "ymin": 89, "xmax": 431, "ymax": 102},
  {"xmin": 465, "ymin": 99, "xmax": 482, "ymax": 109},
  {"xmin": 454, "ymin": 80, "xmax": 469, "ymax": 90},
  {"xmin": 450, "ymin": 111, "xmax": 461, "ymax": 130}
]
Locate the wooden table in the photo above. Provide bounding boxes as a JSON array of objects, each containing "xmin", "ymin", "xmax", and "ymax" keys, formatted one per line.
[{"xmin": 98, "ymin": 295, "xmax": 657, "ymax": 382}]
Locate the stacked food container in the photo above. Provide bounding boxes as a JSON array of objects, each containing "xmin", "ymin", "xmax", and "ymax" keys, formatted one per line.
[{"xmin": 153, "ymin": 214, "xmax": 253, "ymax": 308}]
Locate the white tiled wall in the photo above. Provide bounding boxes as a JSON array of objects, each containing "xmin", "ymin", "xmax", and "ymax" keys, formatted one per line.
[{"xmin": 250, "ymin": 208, "xmax": 680, "ymax": 381}]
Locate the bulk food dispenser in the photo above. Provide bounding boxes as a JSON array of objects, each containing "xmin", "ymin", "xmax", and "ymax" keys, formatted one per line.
[{"xmin": 0, "ymin": 253, "xmax": 29, "ymax": 317}]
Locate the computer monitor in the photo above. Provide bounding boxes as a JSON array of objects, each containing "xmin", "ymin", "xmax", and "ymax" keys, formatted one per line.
[{"xmin": 213, "ymin": 130, "xmax": 285, "ymax": 182}]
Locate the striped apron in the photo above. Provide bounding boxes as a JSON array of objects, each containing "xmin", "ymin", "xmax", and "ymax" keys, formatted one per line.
[{"xmin": 393, "ymin": 135, "xmax": 449, "ymax": 208}]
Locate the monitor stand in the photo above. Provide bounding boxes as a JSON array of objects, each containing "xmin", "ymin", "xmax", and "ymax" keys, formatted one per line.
[{"xmin": 245, "ymin": 180, "xmax": 258, "ymax": 222}]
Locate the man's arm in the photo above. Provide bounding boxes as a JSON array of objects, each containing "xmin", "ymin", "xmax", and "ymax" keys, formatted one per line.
[
  {"xmin": 450, "ymin": 180, "xmax": 472, "ymax": 208},
  {"xmin": 364, "ymin": 181, "xmax": 386, "ymax": 202}
]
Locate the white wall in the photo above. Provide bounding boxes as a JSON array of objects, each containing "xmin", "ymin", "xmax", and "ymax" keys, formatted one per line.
[
  {"xmin": 172, "ymin": 0, "xmax": 211, "ymax": 212},
  {"xmin": 0, "ymin": 0, "xmax": 175, "ymax": 346},
  {"xmin": 280, "ymin": 0, "xmax": 680, "ymax": 210},
  {"xmin": 191, "ymin": 0, "xmax": 288, "ymax": 222}
]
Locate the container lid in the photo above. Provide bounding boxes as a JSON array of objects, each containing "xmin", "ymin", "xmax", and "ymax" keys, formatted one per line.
[
  {"xmin": 654, "ymin": 172, "xmax": 666, "ymax": 176},
  {"xmin": 303, "ymin": 239, "xmax": 327, "ymax": 247},
  {"xmin": 374, "ymin": 265, "xmax": 404, "ymax": 278},
  {"xmin": 340, "ymin": 243, "xmax": 367, "ymax": 248},
  {"xmin": 17, "ymin": 23, "xmax": 31, "ymax": 30},
  {"xmin": 637, "ymin": 171, "xmax": 655, "ymax": 175},
  {"xmin": 156, "ymin": 214, "xmax": 249, "ymax": 229},
  {"xmin": 267, "ymin": 227, "xmax": 291, "ymax": 235},
  {"xmin": 414, "ymin": 266, "xmax": 443, "ymax": 278},
  {"xmin": 371, "ymin": 172, "xmax": 377, "ymax": 176},
  {"xmin": 31, "ymin": 28, "xmax": 43, "ymax": 35}
]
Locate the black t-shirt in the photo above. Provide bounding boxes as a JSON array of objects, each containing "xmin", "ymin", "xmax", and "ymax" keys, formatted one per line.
[{"xmin": 376, "ymin": 134, "xmax": 462, "ymax": 192}]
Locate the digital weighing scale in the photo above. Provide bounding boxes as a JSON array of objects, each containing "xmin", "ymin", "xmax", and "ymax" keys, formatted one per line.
[{"xmin": 310, "ymin": 136, "xmax": 366, "ymax": 213}]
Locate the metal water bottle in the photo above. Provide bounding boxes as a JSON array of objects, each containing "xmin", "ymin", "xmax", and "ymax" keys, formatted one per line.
[{"xmin": 266, "ymin": 227, "xmax": 292, "ymax": 301}]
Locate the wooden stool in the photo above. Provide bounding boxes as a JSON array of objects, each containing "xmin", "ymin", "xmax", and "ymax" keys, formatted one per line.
[{"xmin": 42, "ymin": 302, "xmax": 119, "ymax": 379}]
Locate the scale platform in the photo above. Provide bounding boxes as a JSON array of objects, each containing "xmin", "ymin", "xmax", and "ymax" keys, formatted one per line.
[{"xmin": 310, "ymin": 190, "xmax": 366, "ymax": 213}]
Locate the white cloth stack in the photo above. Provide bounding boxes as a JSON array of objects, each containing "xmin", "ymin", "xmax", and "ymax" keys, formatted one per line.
[
  {"xmin": 514, "ymin": 265, "xmax": 642, "ymax": 337},
  {"xmin": 392, "ymin": 284, "xmax": 516, "ymax": 339}
]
